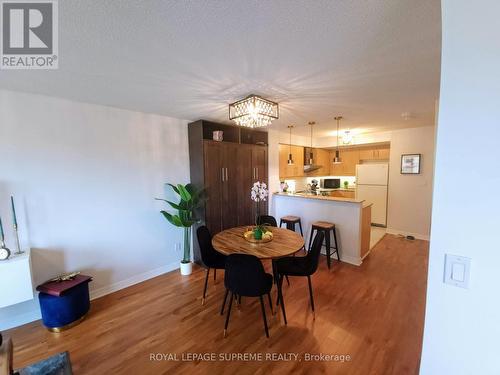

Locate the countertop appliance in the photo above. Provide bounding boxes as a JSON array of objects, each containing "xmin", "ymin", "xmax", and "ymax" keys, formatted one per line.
[
  {"xmin": 310, "ymin": 179, "xmax": 319, "ymax": 193},
  {"xmin": 356, "ymin": 164, "xmax": 389, "ymax": 226},
  {"xmin": 320, "ymin": 178, "xmax": 341, "ymax": 189}
]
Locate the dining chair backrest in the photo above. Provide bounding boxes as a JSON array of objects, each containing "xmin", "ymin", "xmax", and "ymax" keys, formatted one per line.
[
  {"xmin": 257, "ymin": 215, "xmax": 277, "ymax": 227},
  {"xmin": 224, "ymin": 254, "xmax": 269, "ymax": 297},
  {"xmin": 305, "ymin": 231, "xmax": 325, "ymax": 275},
  {"xmin": 196, "ymin": 225, "xmax": 217, "ymax": 267}
]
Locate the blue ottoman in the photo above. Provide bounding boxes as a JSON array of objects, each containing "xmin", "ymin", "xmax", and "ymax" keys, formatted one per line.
[{"xmin": 36, "ymin": 275, "xmax": 92, "ymax": 332}]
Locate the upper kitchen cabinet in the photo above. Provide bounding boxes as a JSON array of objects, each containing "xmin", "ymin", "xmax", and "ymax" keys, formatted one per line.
[
  {"xmin": 376, "ymin": 146, "xmax": 390, "ymax": 160},
  {"xmin": 341, "ymin": 148, "xmax": 360, "ymax": 175},
  {"xmin": 278, "ymin": 143, "xmax": 390, "ymax": 178},
  {"xmin": 310, "ymin": 148, "xmax": 331, "ymax": 176},
  {"xmin": 329, "ymin": 148, "xmax": 359, "ymax": 176},
  {"xmin": 279, "ymin": 144, "xmax": 304, "ymax": 178},
  {"xmin": 359, "ymin": 145, "xmax": 390, "ymax": 160},
  {"xmin": 329, "ymin": 150, "xmax": 343, "ymax": 176}
]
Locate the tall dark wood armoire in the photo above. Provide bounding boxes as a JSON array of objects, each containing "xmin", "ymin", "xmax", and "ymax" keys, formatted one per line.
[{"xmin": 188, "ymin": 120, "xmax": 268, "ymax": 263}]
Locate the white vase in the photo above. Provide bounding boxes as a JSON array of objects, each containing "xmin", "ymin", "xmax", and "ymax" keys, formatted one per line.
[{"xmin": 180, "ymin": 261, "xmax": 192, "ymax": 276}]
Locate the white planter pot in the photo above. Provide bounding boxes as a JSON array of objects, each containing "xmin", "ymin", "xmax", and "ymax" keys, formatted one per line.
[{"xmin": 180, "ymin": 261, "xmax": 192, "ymax": 276}]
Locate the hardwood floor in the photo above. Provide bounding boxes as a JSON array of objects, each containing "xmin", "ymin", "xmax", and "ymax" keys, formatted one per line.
[{"xmin": 4, "ymin": 234, "xmax": 428, "ymax": 374}]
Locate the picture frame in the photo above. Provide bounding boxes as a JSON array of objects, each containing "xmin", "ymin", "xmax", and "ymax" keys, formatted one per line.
[{"xmin": 401, "ymin": 154, "xmax": 421, "ymax": 174}]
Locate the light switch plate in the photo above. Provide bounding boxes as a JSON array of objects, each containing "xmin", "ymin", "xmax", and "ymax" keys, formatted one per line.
[{"xmin": 444, "ymin": 254, "xmax": 471, "ymax": 288}]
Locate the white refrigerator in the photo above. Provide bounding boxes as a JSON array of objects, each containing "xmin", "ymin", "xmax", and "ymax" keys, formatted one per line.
[{"xmin": 356, "ymin": 164, "xmax": 389, "ymax": 226}]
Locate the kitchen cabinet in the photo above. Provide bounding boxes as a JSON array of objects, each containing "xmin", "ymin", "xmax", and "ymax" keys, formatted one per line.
[
  {"xmin": 341, "ymin": 148, "xmax": 360, "ymax": 176},
  {"xmin": 310, "ymin": 148, "xmax": 331, "ymax": 176},
  {"xmin": 329, "ymin": 149, "xmax": 359, "ymax": 176},
  {"xmin": 359, "ymin": 146, "xmax": 390, "ymax": 161},
  {"xmin": 330, "ymin": 190, "xmax": 355, "ymax": 199},
  {"xmin": 279, "ymin": 143, "xmax": 390, "ymax": 179},
  {"xmin": 376, "ymin": 147, "xmax": 390, "ymax": 160},
  {"xmin": 329, "ymin": 150, "xmax": 342, "ymax": 176},
  {"xmin": 279, "ymin": 144, "xmax": 304, "ymax": 178},
  {"xmin": 360, "ymin": 204, "xmax": 372, "ymax": 259}
]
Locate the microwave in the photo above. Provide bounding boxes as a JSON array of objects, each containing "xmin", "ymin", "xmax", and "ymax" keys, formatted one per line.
[{"xmin": 320, "ymin": 178, "xmax": 340, "ymax": 189}]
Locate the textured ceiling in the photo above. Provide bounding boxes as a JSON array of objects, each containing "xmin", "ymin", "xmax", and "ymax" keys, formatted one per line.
[{"xmin": 0, "ymin": 0, "xmax": 441, "ymax": 137}]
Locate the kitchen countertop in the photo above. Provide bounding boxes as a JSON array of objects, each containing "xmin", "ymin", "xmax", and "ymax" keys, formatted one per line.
[{"xmin": 274, "ymin": 192, "xmax": 364, "ymax": 204}]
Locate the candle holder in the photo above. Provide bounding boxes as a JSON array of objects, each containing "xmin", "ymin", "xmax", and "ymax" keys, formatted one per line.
[
  {"xmin": 13, "ymin": 224, "xmax": 23, "ymax": 255},
  {"xmin": 10, "ymin": 196, "xmax": 24, "ymax": 255}
]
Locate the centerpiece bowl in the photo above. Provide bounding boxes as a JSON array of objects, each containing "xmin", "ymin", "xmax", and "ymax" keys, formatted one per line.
[{"xmin": 243, "ymin": 227, "xmax": 273, "ymax": 243}]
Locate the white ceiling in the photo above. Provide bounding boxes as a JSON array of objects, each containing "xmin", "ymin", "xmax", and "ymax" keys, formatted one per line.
[{"xmin": 0, "ymin": 0, "xmax": 441, "ymax": 138}]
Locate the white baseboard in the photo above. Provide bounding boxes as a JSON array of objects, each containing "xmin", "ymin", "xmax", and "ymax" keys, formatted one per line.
[
  {"xmin": 0, "ymin": 262, "xmax": 179, "ymax": 331},
  {"xmin": 0, "ymin": 309, "xmax": 41, "ymax": 331},
  {"xmin": 320, "ymin": 249, "xmax": 362, "ymax": 266},
  {"xmin": 90, "ymin": 261, "xmax": 179, "ymax": 300},
  {"xmin": 386, "ymin": 228, "xmax": 430, "ymax": 241}
]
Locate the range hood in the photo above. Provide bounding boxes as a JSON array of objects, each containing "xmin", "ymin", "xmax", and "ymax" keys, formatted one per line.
[{"xmin": 303, "ymin": 147, "xmax": 322, "ymax": 173}]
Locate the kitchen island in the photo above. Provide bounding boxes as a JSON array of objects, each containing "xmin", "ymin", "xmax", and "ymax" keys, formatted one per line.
[{"xmin": 272, "ymin": 192, "xmax": 372, "ymax": 265}]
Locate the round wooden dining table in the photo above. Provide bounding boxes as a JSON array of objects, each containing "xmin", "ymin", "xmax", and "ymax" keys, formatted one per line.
[{"xmin": 212, "ymin": 226, "xmax": 304, "ymax": 259}]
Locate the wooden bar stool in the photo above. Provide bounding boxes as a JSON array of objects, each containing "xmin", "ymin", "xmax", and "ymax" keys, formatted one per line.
[
  {"xmin": 308, "ymin": 221, "xmax": 340, "ymax": 269},
  {"xmin": 279, "ymin": 216, "xmax": 304, "ymax": 236}
]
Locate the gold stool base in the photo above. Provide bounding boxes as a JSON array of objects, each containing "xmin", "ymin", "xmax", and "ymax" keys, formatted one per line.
[{"xmin": 46, "ymin": 313, "xmax": 87, "ymax": 333}]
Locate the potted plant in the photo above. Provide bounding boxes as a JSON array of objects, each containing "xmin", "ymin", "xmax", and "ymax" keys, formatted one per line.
[
  {"xmin": 157, "ymin": 183, "xmax": 205, "ymax": 275},
  {"xmin": 250, "ymin": 181, "xmax": 269, "ymax": 240}
]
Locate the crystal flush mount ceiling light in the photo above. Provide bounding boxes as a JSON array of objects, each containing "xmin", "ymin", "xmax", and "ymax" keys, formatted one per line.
[{"xmin": 229, "ymin": 95, "xmax": 279, "ymax": 128}]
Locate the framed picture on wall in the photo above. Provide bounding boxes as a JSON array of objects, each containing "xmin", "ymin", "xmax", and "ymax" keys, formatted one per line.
[{"xmin": 401, "ymin": 154, "xmax": 421, "ymax": 174}]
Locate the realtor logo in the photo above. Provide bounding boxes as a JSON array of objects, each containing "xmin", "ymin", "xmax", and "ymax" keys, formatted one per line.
[{"xmin": 1, "ymin": 0, "xmax": 58, "ymax": 69}]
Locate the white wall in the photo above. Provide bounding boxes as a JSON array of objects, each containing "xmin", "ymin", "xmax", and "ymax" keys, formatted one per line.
[
  {"xmin": 0, "ymin": 90, "xmax": 190, "ymax": 330},
  {"xmin": 314, "ymin": 130, "xmax": 392, "ymax": 148},
  {"xmin": 420, "ymin": 1, "xmax": 500, "ymax": 374},
  {"xmin": 387, "ymin": 126, "xmax": 435, "ymax": 239}
]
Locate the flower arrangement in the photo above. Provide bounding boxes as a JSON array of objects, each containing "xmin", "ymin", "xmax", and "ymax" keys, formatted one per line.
[
  {"xmin": 250, "ymin": 181, "xmax": 269, "ymax": 240},
  {"xmin": 251, "ymin": 181, "xmax": 268, "ymax": 203}
]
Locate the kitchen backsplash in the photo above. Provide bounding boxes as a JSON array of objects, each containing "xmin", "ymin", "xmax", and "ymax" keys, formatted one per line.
[{"xmin": 283, "ymin": 176, "xmax": 357, "ymax": 192}]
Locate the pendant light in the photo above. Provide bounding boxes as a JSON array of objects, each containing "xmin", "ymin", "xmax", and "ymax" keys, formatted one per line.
[
  {"xmin": 303, "ymin": 121, "xmax": 322, "ymax": 173},
  {"xmin": 333, "ymin": 116, "xmax": 343, "ymax": 164},
  {"xmin": 307, "ymin": 121, "xmax": 315, "ymax": 165},
  {"xmin": 287, "ymin": 125, "xmax": 294, "ymax": 165}
]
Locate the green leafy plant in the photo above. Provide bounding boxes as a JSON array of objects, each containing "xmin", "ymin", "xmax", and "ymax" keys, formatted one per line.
[{"xmin": 156, "ymin": 183, "xmax": 206, "ymax": 264}]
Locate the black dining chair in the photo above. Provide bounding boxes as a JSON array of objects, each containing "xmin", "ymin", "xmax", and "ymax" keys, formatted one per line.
[
  {"xmin": 197, "ymin": 225, "xmax": 227, "ymax": 305},
  {"xmin": 257, "ymin": 215, "xmax": 278, "ymax": 227},
  {"xmin": 221, "ymin": 254, "xmax": 274, "ymax": 338},
  {"xmin": 275, "ymin": 230, "xmax": 325, "ymax": 324}
]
